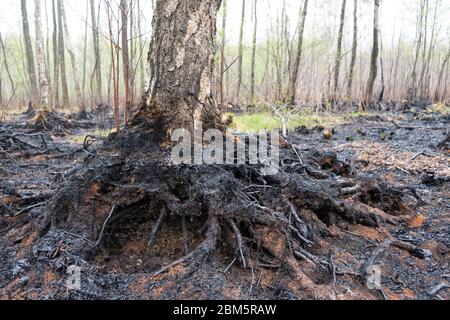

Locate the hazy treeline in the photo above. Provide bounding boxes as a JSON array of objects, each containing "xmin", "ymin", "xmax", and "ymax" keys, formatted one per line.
[{"xmin": 0, "ymin": 0, "xmax": 449, "ymax": 116}]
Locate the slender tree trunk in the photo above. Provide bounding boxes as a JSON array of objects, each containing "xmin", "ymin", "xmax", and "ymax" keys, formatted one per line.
[
  {"xmin": 130, "ymin": 0, "xmax": 136, "ymax": 104},
  {"xmin": 378, "ymin": 31, "xmax": 385, "ymax": 102},
  {"xmin": 133, "ymin": 0, "xmax": 223, "ymax": 142},
  {"xmin": 52, "ymin": 0, "xmax": 59, "ymax": 108},
  {"xmin": 90, "ymin": 0, "xmax": 102, "ymax": 103},
  {"xmin": 288, "ymin": 0, "xmax": 309, "ymax": 104},
  {"xmin": 347, "ymin": 0, "xmax": 357, "ymax": 99},
  {"xmin": 333, "ymin": 0, "xmax": 346, "ymax": 103},
  {"xmin": 435, "ymin": 48, "xmax": 450, "ymax": 101},
  {"xmin": 82, "ymin": 1, "xmax": 89, "ymax": 107},
  {"xmin": 364, "ymin": 0, "xmax": 380, "ymax": 106},
  {"xmin": 250, "ymin": 0, "xmax": 258, "ymax": 102},
  {"xmin": 44, "ymin": 0, "xmax": 52, "ymax": 96},
  {"xmin": 219, "ymin": 0, "xmax": 227, "ymax": 115},
  {"xmin": 0, "ymin": 69, "xmax": 3, "ymax": 110},
  {"xmin": 411, "ymin": 0, "xmax": 425, "ymax": 101},
  {"xmin": 57, "ymin": 0, "xmax": 69, "ymax": 107},
  {"xmin": 137, "ymin": 0, "xmax": 145, "ymax": 94},
  {"xmin": 121, "ymin": 0, "xmax": 131, "ymax": 124},
  {"xmin": 235, "ymin": 0, "xmax": 246, "ymax": 104},
  {"xmin": 20, "ymin": 0, "xmax": 39, "ymax": 103},
  {"xmin": 34, "ymin": 0, "xmax": 50, "ymax": 107},
  {"xmin": 0, "ymin": 34, "xmax": 16, "ymax": 97},
  {"xmin": 61, "ymin": 0, "xmax": 83, "ymax": 111}
]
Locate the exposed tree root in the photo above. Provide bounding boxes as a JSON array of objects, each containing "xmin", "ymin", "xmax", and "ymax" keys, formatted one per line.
[{"xmin": 35, "ymin": 126, "xmax": 424, "ymax": 298}]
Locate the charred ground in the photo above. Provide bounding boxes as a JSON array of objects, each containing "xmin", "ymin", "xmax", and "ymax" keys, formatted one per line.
[{"xmin": 0, "ymin": 106, "xmax": 449, "ymax": 300}]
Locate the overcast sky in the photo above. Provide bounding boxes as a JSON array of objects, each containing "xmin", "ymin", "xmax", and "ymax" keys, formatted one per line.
[{"xmin": 0, "ymin": 0, "xmax": 449, "ymax": 49}]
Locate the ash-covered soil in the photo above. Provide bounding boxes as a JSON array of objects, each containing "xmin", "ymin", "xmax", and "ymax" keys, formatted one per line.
[{"xmin": 0, "ymin": 111, "xmax": 448, "ymax": 300}]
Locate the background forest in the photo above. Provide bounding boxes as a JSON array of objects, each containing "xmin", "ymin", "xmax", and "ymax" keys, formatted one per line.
[{"xmin": 0, "ymin": 0, "xmax": 449, "ymax": 123}]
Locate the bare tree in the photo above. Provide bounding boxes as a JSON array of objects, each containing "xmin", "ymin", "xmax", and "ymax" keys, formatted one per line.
[
  {"xmin": 235, "ymin": 0, "xmax": 246, "ymax": 104},
  {"xmin": 347, "ymin": 0, "xmax": 357, "ymax": 99},
  {"xmin": 364, "ymin": 0, "xmax": 380, "ymax": 106},
  {"xmin": 250, "ymin": 0, "xmax": 258, "ymax": 102},
  {"xmin": 91, "ymin": 0, "xmax": 103, "ymax": 103},
  {"xmin": 435, "ymin": 46, "xmax": 450, "ymax": 101},
  {"xmin": 333, "ymin": 0, "xmax": 347, "ymax": 103},
  {"xmin": 61, "ymin": 0, "xmax": 83, "ymax": 112},
  {"xmin": 0, "ymin": 34, "xmax": 16, "ymax": 100},
  {"xmin": 21, "ymin": 0, "xmax": 39, "ymax": 103},
  {"xmin": 137, "ymin": 0, "xmax": 145, "ymax": 93},
  {"xmin": 288, "ymin": 0, "xmax": 309, "ymax": 104},
  {"xmin": 121, "ymin": 0, "xmax": 131, "ymax": 124},
  {"xmin": 52, "ymin": 0, "xmax": 59, "ymax": 107},
  {"xmin": 219, "ymin": 0, "xmax": 227, "ymax": 114},
  {"xmin": 82, "ymin": 1, "xmax": 89, "ymax": 106},
  {"xmin": 34, "ymin": 0, "xmax": 50, "ymax": 107},
  {"xmin": 57, "ymin": 0, "xmax": 69, "ymax": 107},
  {"xmin": 411, "ymin": 0, "xmax": 426, "ymax": 101}
]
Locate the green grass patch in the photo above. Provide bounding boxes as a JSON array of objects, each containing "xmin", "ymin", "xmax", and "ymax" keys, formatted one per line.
[
  {"xmin": 227, "ymin": 112, "xmax": 349, "ymax": 133},
  {"xmin": 70, "ymin": 129, "xmax": 112, "ymax": 144}
]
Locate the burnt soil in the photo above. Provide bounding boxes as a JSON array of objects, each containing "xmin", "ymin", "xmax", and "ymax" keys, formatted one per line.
[{"xmin": 0, "ymin": 110, "xmax": 448, "ymax": 300}]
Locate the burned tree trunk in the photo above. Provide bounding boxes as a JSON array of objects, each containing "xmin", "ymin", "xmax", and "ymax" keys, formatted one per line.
[
  {"xmin": 39, "ymin": 0, "xmax": 418, "ymax": 299},
  {"xmin": 132, "ymin": 0, "xmax": 223, "ymax": 141}
]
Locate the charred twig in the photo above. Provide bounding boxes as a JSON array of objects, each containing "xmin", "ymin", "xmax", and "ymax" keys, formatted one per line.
[
  {"xmin": 146, "ymin": 206, "xmax": 167, "ymax": 253},
  {"xmin": 95, "ymin": 205, "xmax": 116, "ymax": 248},
  {"xmin": 150, "ymin": 216, "xmax": 220, "ymax": 278},
  {"xmin": 59, "ymin": 230, "xmax": 97, "ymax": 249},
  {"xmin": 428, "ymin": 283, "xmax": 450, "ymax": 297},
  {"xmin": 360, "ymin": 239, "xmax": 393, "ymax": 276},
  {"xmin": 13, "ymin": 201, "xmax": 47, "ymax": 217},
  {"xmin": 226, "ymin": 218, "xmax": 247, "ymax": 269},
  {"xmin": 181, "ymin": 216, "xmax": 189, "ymax": 255}
]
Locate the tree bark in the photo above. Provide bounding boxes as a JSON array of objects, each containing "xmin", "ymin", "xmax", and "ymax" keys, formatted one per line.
[
  {"xmin": 20, "ymin": 0, "xmax": 39, "ymax": 103},
  {"xmin": 133, "ymin": 0, "xmax": 223, "ymax": 142},
  {"xmin": 364, "ymin": 0, "xmax": 380, "ymax": 105},
  {"xmin": 34, "ymin": 0, "xmax": 50, "ymax": 107},
  {"xmin": 288, "ymin": 0, "xmax": 309, "ymax": 105}
]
